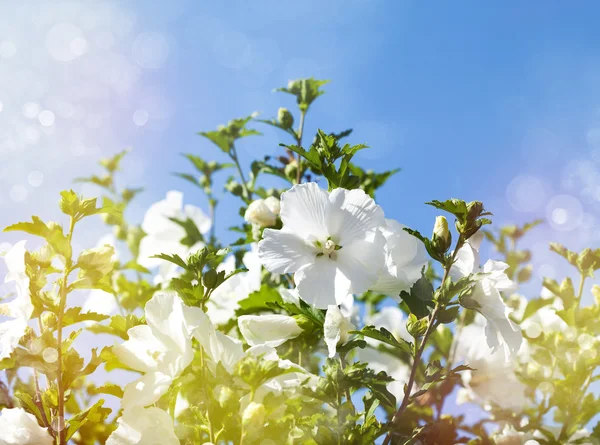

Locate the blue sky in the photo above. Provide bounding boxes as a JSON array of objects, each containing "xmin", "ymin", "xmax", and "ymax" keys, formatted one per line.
[
  {"xmin": 2, "ymin": 0, "xmax": 600, "ymax": 433},
  {"xmin": 2, "ymin": 0, "xmax": 600, "ymax": 261}
]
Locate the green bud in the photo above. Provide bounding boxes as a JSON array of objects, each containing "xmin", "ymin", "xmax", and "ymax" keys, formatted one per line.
[
  {"xmin": 277, "ymin": 107, "xmax": 294, "ymax": 129},
  {"xmin": 407, "ymin": 314, "xmax": 428, "ymax": 338},
  {"xmin": 225, "ymin": 181, "xmax": 244, "ymax": 197},
  {"xmin": 42, "ymin": 312, "xmax": 57, "ymax": 328},
  {"xmin": 284, "ymin": 161, "xmax": 298, "ymax": 181},
  {"xmin": 113, "ymin": 225, "xmax": 128, "ymax": 241},
  {"xmin": 202, "ymin": 269, "xmax": 218, "ymax": 289},
  {"xmin": 121, "ymin": 188, "xmax": 135, "ymax": 202},
  {"xmin": 517, "ymin": 265, "xmax": 532, "ymax": 283}
]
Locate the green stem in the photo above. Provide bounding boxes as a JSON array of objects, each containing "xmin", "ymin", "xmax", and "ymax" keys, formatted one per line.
[
  {"xmin": 231, "ymin": 144, "xmax": 251, "ymax": 200},
  {"xmin": 295, "ymin": 111, "xmax": 306, "ymax": 184},
  {"xmin": 208, "ymin": 198, "xmax": 216, "ymax": 245},
  {"xmin": 56, "ymin": 216, "xmax": 75, "ymax": 445},
  {"xmin": 576, "ymin": 274, "xmax": 586, "ymax": 306},
  {"xmin": 382, "ymin": 236, "xmax": 464, "ymax": 445}
]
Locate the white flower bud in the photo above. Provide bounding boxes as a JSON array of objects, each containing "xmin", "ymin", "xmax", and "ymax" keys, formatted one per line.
[
  {"xmin": 244, "ymin": 199, "xmax": 277, "ymax": 227},
  {"xmin": 238, "ymin": 314, "xmax": 303, "ymax": 347},
  {"xmin": 433, "ymin": 215, "xmax": 450, "ymax": 244},
  {"xmin": 323, "ymin": 305, "xmax": 355, "ymax": 358},
  {"xmin": 263, "ymin": 196, "xmax": 280, "ymax": 215}
]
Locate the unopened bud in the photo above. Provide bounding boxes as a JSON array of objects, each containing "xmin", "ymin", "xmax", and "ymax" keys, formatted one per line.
[
  {"xmin": 517, "ymin": 265, "xmax": 532, "ymax": 283},
  {"xmin": 284, "ymin": 161, "xmax": 298, "ymax": 181},
  {"xmin": 432, "ymin": 216, "xmax": 451, "ymax": 253},
  {"xmin": 263, "ymin": 196, "xmax": 281, "ymax": 216},
  {"xmin": 42, "ymin": 312, "xmax": 57, "ymax": 328},
  {"xmin": 277, "ymin": 107, "xmax": 294, "ymax": 129},
  {"xmin": 113, "ymin": 225, "xmax": 128, "ymax": 241},
  {"xmin": 225, "ymin": 181, "xmax": 244, "ymax": 197},
  {"xmin": 244, "ymin": 199, "xmax": 277, "ymax": 228},
  {"xmin": 407, "ymin": 314, "xmax": 428, "ymax": 338},
  {"xmin": 202, "ymin": 269, "xmax": 218, "ymax": 289}
]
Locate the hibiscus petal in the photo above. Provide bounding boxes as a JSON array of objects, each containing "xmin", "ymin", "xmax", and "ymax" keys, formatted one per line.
[
  {"xmin": 295, "ymin": 257, "xmax": 342, "ymax": 308},
  {"xmin": 145, "ymin": 292, "xmax": 194, "ymax": 364},
  {"xmin": 279, "ymin": 182, "xmax": 330, "ymax": 240},
  {"xmin": 184, "ymin": 203, "xmax": 212, "ymax": 235},
  {"xmin": 258, "ymin": 228, "xmax": 314, "ymax": 274},
  {"xmin": 106, "ymin": 406, "xmax": 179, "ymax": 445},
  {"xmin": 122, "ymin": 371, "xmax": 174, "ymax": 410},
  {"xmin": 0, "ymin": 408, "xmax": 53, "ymax": 445},
  {"xmin": 141, "ymin": 191, "xmax": 183, "ymax": 235},
  {"xmin": 113, "ymin": 325, "xmax": 164, "ymax": 373},
  {"xmin": 336, "ymin": 232, "xmax": 386, "ymax": 298},
  {"xmin": 327, "ymin": 188, "xmax": 385, "ymax": 246}
]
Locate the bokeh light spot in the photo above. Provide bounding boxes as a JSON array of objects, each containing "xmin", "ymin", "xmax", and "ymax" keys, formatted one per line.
[
  {"xmin": 39, "ymin": 110, "xmax": 56, "ymax": 127},
  {"xmin": 46, "ymin": 23, "xmax": 86, "ymax": 62},
  {"xmin": 22, "ymin": 102, "xmax": 41, "ymax": 119},
  {"xmin": 506, "ymin": 175, "xmax": 545, "ymax": 212},
  {"xmin": 28, "ymin": 171, "xmax": 44, "ymax": 187},
  {"xmin": 43, "ymin": 347, "xmax": 59, "ymax": 363},
  {"xmin": 0, "ymin": 40, "xmax": 17, "ymax": 59},
  {"xmin": 132, "ymin": 32, "xmax": 170, "ymax": 69},
  {"xmin": 546, "ymin": 194, "xmax": 583, "ymax": 231},
  {"xmin": 9, "ymin": 185, "xmax": 28, "ymax": 202},
  {"xmin": 133, "ymin": 109, "xmax": 149, "ymax": 126}
]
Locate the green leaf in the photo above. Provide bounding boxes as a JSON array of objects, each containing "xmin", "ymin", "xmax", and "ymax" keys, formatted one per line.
[
  {"xmin": 400, "ymin": 270, "xmax": 435, "ymax": 318},
  {"xmin": 62, "ymin": 307, "xmax": 109, "ymax": 327},
  {"xmin": 149, "ymin": 253, "xmax": 188, "ymax": 271},
  {"xmin": 236, "ymin": 285, "xmax": 284, "ymax": 315},
  {"xmin": 88, "ymin": 383, "xmax": 124, "ymax": 399},
  {"xmin": 351, "ymin": 325, "xmax": 413, "ymax": 355},
  {"xmin": 99, "ymin": 149, "xmax": 129, "ymax": 172},
  {"xmin": 276, "ymin": 78, "xmax": 330, "ymax": 111},
  {"xmin": 519, "ymin": 298, "xmax": 554, "ymax": 322},
  {"xmin": 65, "ymin": 399, "xmax": 111, "ymax": 442},
  {"xmin": 87, "ymin": 314, "xmax": 143, "ymax": 340}
]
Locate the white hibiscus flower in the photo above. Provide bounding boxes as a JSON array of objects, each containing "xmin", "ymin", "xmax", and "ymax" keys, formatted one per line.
[
  {"xmin": 205, "ymin": 245, "xmax": 261, "ymax": 325},
  {"xmin": 138, "ymin": 191, "xmax": 211, "ymax": 284},
  {"xmin": 0, "ymin": 407, "xmax": 52, "ymax": 445},
  {"xmin": 258, "ymin": 183, "xmax": 386, "ymax": 307},
  {"xmin": 453, "ymin": 316, "xmax": 528, "ymax": 411},
  {"xmin": 238, "ymin": 314, "xmax": 303, "ymax": 347},
  {"xmin": 0, "ymin": 241, "xmax": 32, "ymax": 361},
  {"xmin": 323, "ymin": 305, "xmax": 355, "ymax": 357},
  {"xmin": 371, "ymin": 219, "xmax": 428, "ymax": 296},
  {"xmin": 451, "ymin": 232, "xmax": 522, "ymax": 359},
  {"xmin": 113, "ymin": 292, "xmax": 205, "ymax": 409},
  {"xmin": 106, "ymin": 406, "xmax": 179, "ymax": 445}
]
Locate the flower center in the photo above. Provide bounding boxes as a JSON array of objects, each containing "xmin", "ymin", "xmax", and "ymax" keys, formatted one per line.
[
  {"xmin": 323, "ymin": 239, "xmax": 336, "ymax": 255},
  {"xmin": 315, "ymin": 238, "xmax": 342, "ymax": 258}
]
